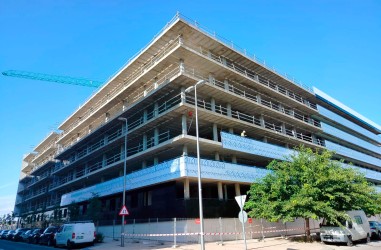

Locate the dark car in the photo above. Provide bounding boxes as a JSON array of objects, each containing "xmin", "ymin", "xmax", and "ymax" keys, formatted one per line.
[
  {"xmin": 28, "ymin": 228, "xmax": 44, "ymax": 244},
  {"xmin": 5, "ymin": 230, "xmax": 15, "ymax": 240},
  {"xmin": 0, "ymin": 230, "xmax": 9, "ymax": 239},
  {"xmin": 39, "ymin": 226, "xmax": 58, "ymax": 246},
  {"xmin": 20, "ymin": 229, "xmax": 33, "ymax": 242},
  {"xmin": 13, "ymin": 228, "xmax": 30, "ymax": 241}
]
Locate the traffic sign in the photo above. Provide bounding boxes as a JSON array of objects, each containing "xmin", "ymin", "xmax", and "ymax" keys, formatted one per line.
[
  {"xmin": 119, "ymin": 205, "xmax": 129, "ymax": 216},
  {"xmin": 235, "ymin": 195, "xmax": 247, "ymax": 209},
  {"xmin": 248, "ymin": 218, "xmax": 253, "ymax": 224},
  {"xmin": 238, "ymin": 211, "xmax": 248, "ymax": 223}
]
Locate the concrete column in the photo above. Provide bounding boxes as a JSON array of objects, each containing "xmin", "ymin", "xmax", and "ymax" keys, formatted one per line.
[
  {"xmin": 211, "ymin": 97, "xmax": 215, "ymax": 112},
  {"xmin": 312, "ymin": 134, "xmax": 317, "ymax": 144},
  {"xmin": 232, "ymin": 155, "xmax": 237, "ymax": 163},
  {"xmin": 102, "ymin": 154, "xmax": 107, "ymax": 168},
  {"xmin": 181, "ymin": 144, "xmax": 188, "ymax": 156},
  {"xmin": 154, "ymin": 102, "xmax": 159, "ymax": 117},
  {"xmin": 143, "ymin": 86, "xmax": 147, "ymax": 97},
  {"xmin": 292, "ymin": 127, "xmax": 297, "ymax": 137},
  {"xmin": 104, "ymin": 134, "xmax": 108, "ymax": 144},
  {"xmin": 76, "ymin": 133, "xmax": 80, "ymax": 142},
  {"xmin": 184, "ymin": 178, "xmax": 190, "ymax": 199},
  {"xmin": 143, "ymin": 110, "xmax": 148, "ymax": 123},
  {"xmin": 180, "ymin": 87, "xmax": 186, "ymax": 104},
  {"xmin": 122, "ymin": 99, "xmax": 128, "ymax": 111},
  {"xmin": 263, "ymin": 137, "xmax": 268, "ymax": 143},
  {"xmin": 279, "ymin": 103, "xmax": 284, "ymax": 113},
  {"xmin": 256, "ymin": 94, "xmax": 261, "ymax": 104},
  {"xmin": 285, "ymin": 143, "xmax": 289, "ymax": 149},
  {"xmin": 213, "ymin": 123, "xmax": 218, "ymax": 141},
  {"xmin": 260, "ymin": 114, "xmax": 265, "ymax": 127},
  {"xmin": 179, "ymin": 59, "xmax": 185, "ymax": 73},
  {"xmin": 235, "ymin": 183, "xmax": 241, "ymax": 196},
  {"xmin": 227, "ymin": 103, "xmax": 232, "ymax": 117},
  {"xmin": 182, "ymin": 114, "xmax": 187, "ymax": 135},
  {"xmin": 154, "ymin": 77, "xmax": 158, "ymax": 89},
  {"xmin": 88, "ymin": 125, "xmax": 92, "ymax": 134},
  {"xmin": 154, "ymin": 128, "xmax": 159, "ymax": 146},
  {"xmin": 142, "ymin": 160, "xmax": 147, "ymax": 169},
  {"xmin": 154, "ymin": 157, "xmax": 159, "ymax": 165},
  {"xmin": 228, "ymin": 128, "xmax": 234, "ymax": 134},
  {"xmin": 143, "ymin": 133, "xmax": 147, "ymax": 150},
  {"xmin": 119, "ymin": 169, "xmax": 123, "ymax": 177},
  {"xmin": 281, "ymin": 122, "xmax": 286, "ymax": 134},
  {"xmin": 105, "ymin": 112, "xmax": 110, "ymax": 123},
  {"xmin": 224, "ymin": 79, "xmax": 229, "ymax": 91},
  {"xmin": 120, "ymin": 144, "xmax": 125, "ymax": 159},
  {"xmin": 208, "ymin": 73, "xmax": 214, "ymax": 85},
  {"xmin": 101, "ymin": 176, "xmax": 105, "ymax": 183},
  {"xmin": 217, "ymin": 182, "xmax": 223, "ymax": 200},
  {"xmin": 221, "ymin": 57, "xmax": 227, "ymax": 66},
  {"xmin": 214, "ymin": 152, "xmax": 220, "ymax": 161}
]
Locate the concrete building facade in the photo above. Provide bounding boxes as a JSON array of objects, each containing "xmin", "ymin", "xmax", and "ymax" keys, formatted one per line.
[{"xmin": 14, "ymin": 13, "xmax": 381, "ymax": 222}]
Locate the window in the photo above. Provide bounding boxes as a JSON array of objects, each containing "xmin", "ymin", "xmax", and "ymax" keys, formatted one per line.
[
  {"xmin": 143, "ymin": 191, "xmax": 152, "ymax": 206},
  {"xmin": 354, "ymin": 216, "xmax": 363, "ymax": 224}
]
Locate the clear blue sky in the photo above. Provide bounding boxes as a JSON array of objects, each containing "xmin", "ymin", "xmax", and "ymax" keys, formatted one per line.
[{"xmin": 0, "ymin": 0, "xmax": 380, "ymax": 216}]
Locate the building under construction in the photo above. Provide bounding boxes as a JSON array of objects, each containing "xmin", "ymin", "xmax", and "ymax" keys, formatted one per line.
[{"xmin": 14, "ymin": 13, "xmax": 381, "ymax": 221}]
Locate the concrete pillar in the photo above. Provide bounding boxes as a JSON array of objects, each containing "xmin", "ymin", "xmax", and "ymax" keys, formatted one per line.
[
  {"xmin": 235, "ymin": 183, "xmax": 241, "ymax": 196},
  {"xmin": 154, "ymin": 102, "xmax": 159, "ymax": 117},
  {"xmin": 227, "ymin": 103, "xmax": 232, "ymax": 117},
  {"xmin": 285, "ymin": 143, "xmax": 289, "ymax": 149},
  {"xmin": 213, "ymin": 123, "xmax": 218, "ymax": 141},
  {"xmin": 88, "ymin": 125, "xmax": 92, "ymax": 134},
  {"xmin": 105, "ymin": 112, "xmax": 110, "ymax": 123},
  {"xmin": 184, "ymin": 178, "xmax": 190, "ymax": 199},
  {"xmin": 143, "ymin": 110, "xmax": 148, "ymax": 123},
  {"xmin": 211, "ymin": 97, "xmax": 215, "ymax": 112},
  {"xmin": 232, "ymin": 155, "xmax": 237, "ymax": 164},
  {"xmin": 76, "ymin": 133, "xmax": 80, "ymax": 142},
  {"xmin": 312, "ymin": 134, "xmax": 317, "ymax": 144},
  {"xmin": 292, "ymin": 127, "xmax": 297, "ymax": 137},
  {"xmin": 208, "ymin": 73, "xmax": 214, "ymax": 85},
  {"xmin": 279, "ymin": 103, "xmax": 284, "ymax": 113},
  {"xmin": 224, "ymin": 79, "xmax": 229, "ymax": 91},
  {"xmin": 228, "ymin": 128, "xmax": 234, "ymax": 134},
  {"xmin": 281, "ymin": 122, "xmax": 286, "ymax": 134},
  {"xmin": 154, "ymin": 128, "xmax": 159, "ymax": 146},
  {"xmin": 154, "ymin": 157, "xmax": 159, "ymax": 165},
  {"xmin": 179, "ymin": 59, "xmax": 185, "ymax": 73},
  {"xmin": 217, "ymin": 182, "xmax": 223, "ymax": 200},
  {"xmin": 154, "ymin": 77, "xmax": 158, "ymax": 89},
  {"xmin": 102, "ymin": 154, "xmax": 107, "ymax": 168},
  {"xmin": 143, "ymin": 133, "xmax": 147, "ymax": 150},
  {"xmin": 221, "ymin": 57, "xmax": 227, "ymax": 66},
  {"xmin": 119, "ymin": 169, "xmax": 123, "ymax": 177},
  {"xmin": 260, "ymin": 114, "xmax": 265, "ymax": 127},
  {"xmin": 263, "ymin": 137, "xmax": 268, "ymax": 143},
  {"xmin": 142, "ymin": 160, "xmax": 147, "ymax": 169},
  {"xmin": 122, "ymin": 99, "xmax": 128, "ymax": 111},
  {"xmin": 101, "ymin": 176, "xmax": 105, "ymax": 183},
  {"xmin": 120, "ymin": 144, "xmax": 125, "ymax": 159},
  {"xmin": 182, "ymin": 145, "xmax": 188, "ymax": 156},
  {"xmin": 256, "ymin": 94, "xmax": 261, "ymax": 104},
  {"xmin": 214, "ymin": 152, "xmax": 220, "ymax": 161},
  {"xmin": 182, "ymin": 114, "xmax": 187, "ymax": 135},
  {"xmin": 180, "ymin": 87, "xmax": 186, "ymax": 104}
]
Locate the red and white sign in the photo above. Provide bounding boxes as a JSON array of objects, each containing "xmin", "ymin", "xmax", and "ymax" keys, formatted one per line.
[
  {"xmin": 119, "ymin": 205, "xmax": 129, "ymax": 216},
  {"xmin": 248, "ymin": 218, "xmax": 253, "ymax": 224},
  {"xmin": 195, "ymin": 218, "xmax": 200, "ymax": 224}
]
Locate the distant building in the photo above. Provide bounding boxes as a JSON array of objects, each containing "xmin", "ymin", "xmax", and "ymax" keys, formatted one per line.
[{"xmin": 14, "ymin": 13, "xmax": 381, "ymax": 221}]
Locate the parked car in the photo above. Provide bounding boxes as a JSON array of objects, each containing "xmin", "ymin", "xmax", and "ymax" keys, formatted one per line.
[
  {"xmin": 13, "ymin": 228, "xmax": 30, "ymax": 241},
  {"xmin": 320, "ymin": 210, "xmax": 370, "ymax": 246},
  {"xmin": 28, "ymin": 228, "xmax": 44, "ymax": 244},
  {"xmin": 5, "ymin": 230, "xmax": 16, "ymax": 240},
  {"xmin": 0, "ymin": 230, "xmax": 9, "ymax": 239},
  {"xmin": 369, "ymin": 221, "xmax": 381, "ymax": 239},
  {"xmin": 55, "ymin": 222, "xmax": 95, "ymax": 248},
  {"xmin": 20, "ymin": 229, "xmax": 33, "ymax": 242},
  {"xmin": 39, "ymin": 226, "xmax": 59, "ymax": 246}
]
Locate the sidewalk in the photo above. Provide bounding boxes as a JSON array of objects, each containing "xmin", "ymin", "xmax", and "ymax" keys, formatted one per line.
[{"xmin": 86, "ymin": 236, "xmax": 344, "ymax": 250}]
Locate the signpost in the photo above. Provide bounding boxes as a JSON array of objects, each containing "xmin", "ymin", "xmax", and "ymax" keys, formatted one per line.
[{"xmin": 235, "ymin": 195, "xmax": 247, "ymax": 250}]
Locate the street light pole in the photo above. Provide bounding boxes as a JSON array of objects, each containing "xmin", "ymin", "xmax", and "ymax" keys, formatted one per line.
[
  {"xmin": 185, "ymin": 79, "xmax": 205, "ymax": 250},
  {"xmin": 118, "ymin": 117, "xmax": 128, "ymax": 247}
]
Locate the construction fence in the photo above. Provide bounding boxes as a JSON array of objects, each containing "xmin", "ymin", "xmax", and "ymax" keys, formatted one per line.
[{"xmin": 96, "ymin": 217, "xmax": 320, "ymax": 244}]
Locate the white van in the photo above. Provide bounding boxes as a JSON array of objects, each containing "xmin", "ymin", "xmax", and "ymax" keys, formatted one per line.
[
  {"xmin": 55, "ymin": 221, "xmax": 95, "ymax": 248},
  {"xmin": 320, "ymin": 210, "xmax": 371, "ymax": 246}
]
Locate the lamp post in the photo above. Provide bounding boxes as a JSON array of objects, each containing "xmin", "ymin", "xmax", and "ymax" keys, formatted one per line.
[
  {"xmin": 118, "ymin": 117, "xmax": 128, "ymax": 247},
  {"xmin": 185, "ymin": 79, "xmax": 205, "ymax": 250}
]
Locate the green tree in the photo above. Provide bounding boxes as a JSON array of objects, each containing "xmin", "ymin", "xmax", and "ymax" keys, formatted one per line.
[
  {"xmin": 245, "ymin": 146, "xmax": 381, "ymax": 239},
  {"xmin": 67, "ymin": 202, "xmax": 80, "ymax": 222},
  {"xmin": 86, "ymin": 193, "xmax": 102, "ymax": 223}
]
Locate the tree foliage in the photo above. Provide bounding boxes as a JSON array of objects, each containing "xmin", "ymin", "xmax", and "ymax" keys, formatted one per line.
[
  {"xmin": 86, "ymin": 193, "xmax": 102, "ymax": 222},
  {"xmin": 245, "ymin": 146, "xmax": 381, "ymax": 237}
]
